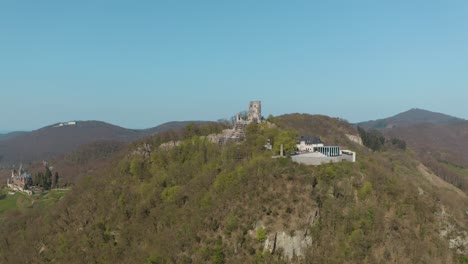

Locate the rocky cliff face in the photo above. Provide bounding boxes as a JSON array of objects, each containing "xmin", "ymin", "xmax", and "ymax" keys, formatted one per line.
[
  {"xmin": 264, "ymin": 230, "xmax": 312, "ymax": 260},
  {"xmin": 346, "ymin": 134, "xmax": 363, "ymax": 146},
  {"xmin": 261, "ymin": 208, "xmax": 319, "ymax": 260}
]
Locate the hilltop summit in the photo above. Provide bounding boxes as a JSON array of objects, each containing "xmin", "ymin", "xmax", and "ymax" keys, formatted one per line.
[{"xmin": 358, "ymin": 108, "xmax": 464, "ymax": 129}]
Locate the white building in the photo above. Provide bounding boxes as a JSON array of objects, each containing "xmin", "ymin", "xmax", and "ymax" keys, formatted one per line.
[
  {"xmin": 55, "ymin": 121, "xmax": 77, "ymax": 127},
  {"xmin": 293, "ymin": 136, "xmax": 356, "ymax": 165},
  {"xmin": 296, "ymin": 136, "xmax": 324, "ymax": 152}
]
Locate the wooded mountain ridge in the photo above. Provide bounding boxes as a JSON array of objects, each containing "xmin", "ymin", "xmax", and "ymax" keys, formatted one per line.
[
  {"xmin": 1, "ymin": 114, "xmax": 466, "ymax": 263},
  {"xmin": 0, "ymin": 120, "xmax": 209, "ymax": 165},
  {"xmin": 358, "ymin": 108, "xmax": 468, "ymax": 192},
  {"xmin": 357, "ymin": 108, "xmax": 464, "ymax": 129}
]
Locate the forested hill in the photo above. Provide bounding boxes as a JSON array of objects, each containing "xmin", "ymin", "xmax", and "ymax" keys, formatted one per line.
[
  {"xmin": 0, "ymin": 115, "xmax": 466, "ymax": 263},
  {"xmin": 358, "ymin": 109, "xmax": 468, "ymax": 193},
  {"xmin": 0, "ymin": 120, "xmax": 209, "ymax": 165},
  {"xmin": 0, "ymin": 131, "xmax": 27, "ymax": 141},
  {"xmin": 358, "ymin": 108, "xmax": 464, "ymax": 130}
]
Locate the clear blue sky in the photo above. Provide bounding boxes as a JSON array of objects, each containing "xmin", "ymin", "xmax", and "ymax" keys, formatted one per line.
[{"xmin": 1, "ymin": 1, "xmax": 467, "ymax": 131}]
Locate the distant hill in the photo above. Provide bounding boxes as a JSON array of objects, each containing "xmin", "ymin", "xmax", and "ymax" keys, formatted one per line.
[
  {"xmin": 0, "ymin": 120, "xmax": 209, "ymax": 165},
  {"xmin": 382, "ymin": 121, "xmax": 468, "ymax": 191},
  {"xmin": 358, "ymin": 109, "xmax": 468, "ymax": 192},
  {"xmin": 384, "ymin": 121, "xmax": 468, "ymax": 166},
  {"xmin": 140, "ymin": 121, "xmax": 208, "ymax": 136},
  {"xmin": 45, "ymin": 140, "xmax": 127, "ymax": 185},
  {"xmin": 357, "ymin": 108, "xmax": 464, "ymax": 129},
  {"xmin": 0, "ymin": 131, "xmax": 27, "ymax": 141}
]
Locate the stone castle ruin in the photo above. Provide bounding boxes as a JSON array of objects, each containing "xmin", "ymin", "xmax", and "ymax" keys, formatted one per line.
[
  {"xmin": 218, "ymin": 101, "xmax": 262, "ymax": 145},
  {"xmin": 235, "ymin": 101, "xmax": 262, "ymax": 125}
]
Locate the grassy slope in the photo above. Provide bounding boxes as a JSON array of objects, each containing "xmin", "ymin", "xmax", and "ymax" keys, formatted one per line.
[
  {"xmin": 0, "ymin": 189, "xmax": 68, "ymax": 218},
  {"xmin": 0, "ymin": 191, "xmax": 24, "ymax": 216},
  {"xmin": 0, "ymin": 118, "xmax": 466, "ymax": 263}
]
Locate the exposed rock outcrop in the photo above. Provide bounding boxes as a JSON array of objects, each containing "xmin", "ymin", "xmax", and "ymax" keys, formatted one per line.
[
  {"xmin": 346, "ymin": 134, "xmax": 363, "ymax": 146},
  {"xmin": 263, "ymin": 230, "xmax": 313, "ymax": 260},
  {"xmin": 436, "ymin": 205, "xmax": 468, "ymax": 255},
  {"xmin": 262, "ymin": 208, "xmax": 319, "ymax": 260},
  {"xmin": 159, "ymin": 141, "xmax": 180, "ymax": 150}
]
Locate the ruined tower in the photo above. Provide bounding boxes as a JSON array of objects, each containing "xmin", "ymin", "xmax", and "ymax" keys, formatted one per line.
[{"xmin": 247, "ymin": 101, "xmax": 261, "ymax": 123}]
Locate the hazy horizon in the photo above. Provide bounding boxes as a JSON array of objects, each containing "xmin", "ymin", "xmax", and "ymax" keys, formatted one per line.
[
  {"xmin": 2, "ymin": 1, "xmax": 468, "ymax": 130},
  {"xmin": 1, "ymin": 106, "xmax": 466, "ymax": 133}
]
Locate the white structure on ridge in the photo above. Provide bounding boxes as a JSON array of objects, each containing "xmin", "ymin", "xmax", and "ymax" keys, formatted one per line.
[
  {"xmin": 55, "ymin": 121, "xmax": 77, "ymax": 127},
  {"xmin": 296, "ymin": 136, "xmax": 324, "ymax": 153},
  {"xmin": 293, "ymin": 135, "xmax": 356, "ymax": 165}
]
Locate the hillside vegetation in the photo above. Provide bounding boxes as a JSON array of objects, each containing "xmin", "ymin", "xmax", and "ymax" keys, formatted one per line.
[
  {"xmin": 0, "ymin": 120, "xmax": 211, "ymax": 165},
  {"xmin": 357, "ymin": 109, "xmax": 468, "ymax": 193},
  {"xmin": 384, "ymin": 122, "xmax": 468, "ymax": 192},
  {"xmin": 0, "ymin": 131, "xmax": 27, "ymax": 142},
  {"xmin": 0, "ymin": 116, "xmax": 466, "ymax": 263}
]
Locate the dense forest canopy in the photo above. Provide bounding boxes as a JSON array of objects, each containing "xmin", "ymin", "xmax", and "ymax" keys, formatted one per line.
[{"xmin": 0, "ymin": 117, "xmax": 466, "ymax": 263}]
